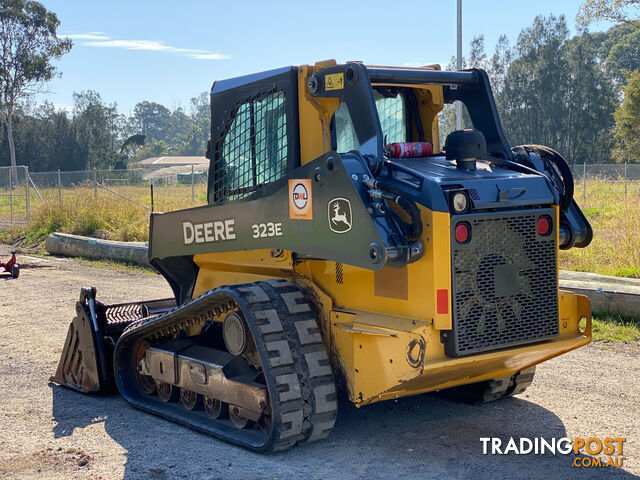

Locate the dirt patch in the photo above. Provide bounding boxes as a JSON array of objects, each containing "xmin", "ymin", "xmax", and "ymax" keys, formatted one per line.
[
  {"xmin": 0, "ymin": 244, "xmax": 639, "ymax": 479},
  {"xmin": 0, "ymin": 447, "xmax": 92, "ymax": 478}
]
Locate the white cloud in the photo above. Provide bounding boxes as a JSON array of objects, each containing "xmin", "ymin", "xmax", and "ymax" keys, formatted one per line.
[
  {"xmin": 68, "ymin": 32, "xmax": 230, "ymax": 61},
  {"xmin": 84, "ymin": 39, "xmax": 173, "ymax": 51},
  {"xmin": 185, "ymin": 52, "xmax": 231, "ymax": 60},
  {"xmin": 65, "ymin": 33, "xmax": 111, "ymax": 41}
]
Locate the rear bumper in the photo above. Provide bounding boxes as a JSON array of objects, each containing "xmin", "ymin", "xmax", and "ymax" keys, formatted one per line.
[
  {"xmin": 332, "ymin": 290, "xmax": 591, "ymax": 405},
  {"xmin": 371, "ymin": 328, "xmax": 590, "ymax": 405}
]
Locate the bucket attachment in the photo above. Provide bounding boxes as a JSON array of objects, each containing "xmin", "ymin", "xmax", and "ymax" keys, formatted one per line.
[{"xmin": 51, "ymin": 287, "xmax": 175, "ymax": 393}]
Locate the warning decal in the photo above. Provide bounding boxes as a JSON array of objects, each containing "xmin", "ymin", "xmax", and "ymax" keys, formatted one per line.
[
  {"xmin": 325, "ymin": 73, "xmax": 344, "ymax": 91},
  {"xmin": 289, "ymin": 179, "xmax": 313, "ymax": 220}
]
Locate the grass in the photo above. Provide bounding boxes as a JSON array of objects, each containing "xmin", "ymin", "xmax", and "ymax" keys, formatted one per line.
[
  {"xmin": 74, "ymin": 256, "xmax": 158, "ymax": 276},
  {"xmin": 0, "ymin": 183, "xmax": 207, "ymax": 246},
  {"xmin": 592, "ymin": 313, "xmax": 640, "ymax": 343},
  {"xmin": 559, "ymin": 178, "xmax": 640, "ymax": 278}
]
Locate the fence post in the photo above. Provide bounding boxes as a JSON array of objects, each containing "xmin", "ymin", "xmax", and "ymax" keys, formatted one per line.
[
  {"xmin": 57, "ymin": 169, "xmax": 62, "ymax": 206},
  {"xmin": 93, "ymin": 167, "xmax": 97, "ymax": 199},
  {"xmin": 191, "ymin": 164, "xmax": 195, "ymax": 204},
  {"xmin": 624, "ymin": 162, "xmax": 627, "ymax": 198},
  {"xmin": 583, "ymin": 161, "xmax": 586, "ymax": 203},
  {"xmin": 9, "ymin": 167, "xmax": 13, "ymax": 223},
  {"xmin": 25, "ymin": 166, "xmax": 29, "ymax": 222}
]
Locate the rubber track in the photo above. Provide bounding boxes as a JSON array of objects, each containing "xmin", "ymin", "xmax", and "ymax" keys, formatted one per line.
[
  {"xmin": 480, "ymin": 366, "xmax": 536, "ymax": 402},
  {"xmin": 114, "ymin": 279, "xmax": 338, "ymax": 452}
]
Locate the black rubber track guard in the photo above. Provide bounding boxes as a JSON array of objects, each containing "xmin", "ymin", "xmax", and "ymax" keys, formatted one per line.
[{"xmin": 113, "ymin": 279, "xmax": 338, "ymax": 452}]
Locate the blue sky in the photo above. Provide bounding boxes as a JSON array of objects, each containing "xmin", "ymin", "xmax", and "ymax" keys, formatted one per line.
[{"xmin": 38, "ymin": 0, "xmax": 610, "ymax": 115}]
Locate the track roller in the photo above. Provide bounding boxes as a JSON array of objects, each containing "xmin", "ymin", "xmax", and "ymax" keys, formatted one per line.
[
  {"xmin": 204, "ymin": 397, "xmax": 228, "ymax": 419},
  {"xmin": 180, "ymin": 389, "xmax": 203, "ymax": 410},
  {"xmin": 157, "ymin": 382, "xmax": 179, "ymax": 402}
]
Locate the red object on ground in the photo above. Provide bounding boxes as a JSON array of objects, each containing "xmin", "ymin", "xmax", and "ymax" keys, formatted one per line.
[
  {"xmin": 385, "ymin": 142, "xmax": 433, "ymax": 158},
  {"xmin": 455, "ymin": 222, "xmax": 470, "ymax": 243},
  {"xmin": 0, "ymin": 251, "xmax": 19, "ymax": 278}
]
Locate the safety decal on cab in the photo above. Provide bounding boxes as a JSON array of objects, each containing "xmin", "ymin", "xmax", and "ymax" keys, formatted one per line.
[
  {"xmin": 328, "ymin": 198, "xmax": 352, "ymax": 233},
  {"xmin": 325, "ymin": 73, "xmax": 344, "ymax": 91},
  {"xmin": 289, "ymin": 179, "xmax": 312, "ymax": 220}
]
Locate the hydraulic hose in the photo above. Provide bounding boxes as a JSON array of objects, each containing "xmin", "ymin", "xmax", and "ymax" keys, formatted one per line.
[
  {"xmin": 367, "ymin": 178, "xmax": 423, "ymax": 243},
  {"xmin": 514, "ymin": 145, "xmax": 574, "ymax": 212}
]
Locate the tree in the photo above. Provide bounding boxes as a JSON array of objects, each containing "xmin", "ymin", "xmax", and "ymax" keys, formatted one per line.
[
  {"xmin": 438, "ymin": 35, "xmax": 488, "ymax": 145},
  {"xmin": 114, "ymin": 133, "xmax": 145, "ymax": 169},
  {"xmin": 0, "ymin": 0, "xmax": 72, "ymax": 181},
  {"xmin": 612, "ymin": 71, "xmax": 640, "ymax": 163},
  {"xmin": 577, "ymin": 0, "xmax": 640, "ymax": 25},
  {"xmin": 72, "ymin": 90, "xmax": 122, "ymax": 168},
  {"xmin": 490, "ymin": 35, "xmax": 513, "ymax": 95},
  {"xmin": 132, "ymin": 101, "xmax": 172, "ymax": 143},
  {"xmin": 561, "ymin": 32, "xmax": 617, "ymax": 162},
  {"xmin": 597, "ymin": 21, "xmax": 640, "ymax": 83}
]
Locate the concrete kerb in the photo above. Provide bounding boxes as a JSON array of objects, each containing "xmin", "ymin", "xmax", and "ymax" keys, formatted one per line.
[
  {"xmin": 559, "ymin": 271, "xmax": 640, "ymax": 320},
  {"xmin": 45, "ymin": 232, "xmax": 149, "ymax": 266},
  {"xmin": 44, "ymin": 232, "xmax": 640, "ymax": 319}
]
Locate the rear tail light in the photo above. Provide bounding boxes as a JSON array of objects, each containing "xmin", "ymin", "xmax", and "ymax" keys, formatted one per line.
[
  {"xmin": 455, "ymin": 222, "xmax": 471, "ymax": 243},
  {"xmin": 537, "ymin": 215, "xmax": 552, "ymax": 236}
]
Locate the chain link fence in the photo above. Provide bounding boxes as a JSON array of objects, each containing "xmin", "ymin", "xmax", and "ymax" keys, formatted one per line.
[
  {"xmin": 0, "ymin": 164, "xmax": 209, "ymax": 225},
  {"xmin": 569, "ymin": 162, "xmax": 640, "ymax": 204},
  {"xmin": 0, "ymin": 166, "xmax": 30, "ymax": 223},
  {"xmin": 1, "ymin": 162, "xmax": 639, "ymax": 226}
]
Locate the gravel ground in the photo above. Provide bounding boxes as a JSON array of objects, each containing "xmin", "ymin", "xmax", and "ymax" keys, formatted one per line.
[{"xmin": 0, "ymin": 244, "xmax": 638, "ymax": 480}]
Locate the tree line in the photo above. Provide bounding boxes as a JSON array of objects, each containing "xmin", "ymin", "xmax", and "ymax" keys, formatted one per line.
[{"xmin": 0, "ymin": 90, "xmax": 210, "ymax": 171}]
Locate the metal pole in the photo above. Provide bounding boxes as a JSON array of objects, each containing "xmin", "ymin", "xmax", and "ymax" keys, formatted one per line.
[
  {"xmin": 25, "ymin": 166, "xmax": 29, "ymax": 222},
  {"xmin": 583, "ymin": 161, "xmax": 586, "ymax": 202},
  {"xmin": 9, "ymin": 168, "xmax": 13, "ymax": 223},
  {"xmin": 94, "ymin": 167, "xmax": 97, "ymax": 199},
  {"xmin": 57, "ymin": 169, "xmax": 62, "ymax": 206},
  {"xmin": 191, "ymin": 164, "xmax": 195, "ymax": 204},
  {"xmin": 624, "ymin": 161, "xmax": 628, "ymax": 198},
  {"xmin": 455, "ymin": 0, "xmax": 463, "ymax": 130}
]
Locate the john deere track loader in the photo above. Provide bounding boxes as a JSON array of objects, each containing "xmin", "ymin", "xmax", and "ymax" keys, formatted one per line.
[{"xmin": 52, "ymin": 60, "xmax": 593, "ymax": 452}]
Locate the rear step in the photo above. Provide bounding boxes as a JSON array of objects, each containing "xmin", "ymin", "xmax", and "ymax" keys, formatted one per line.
[{"xmin": 50, "ymin": 287, "xmax": 175, "ymax": 392}]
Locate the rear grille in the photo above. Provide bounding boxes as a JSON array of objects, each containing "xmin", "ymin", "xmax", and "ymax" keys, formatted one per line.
[{"xmin": 444, "ymin": 209, "xmax": 558, "ymax": 357}]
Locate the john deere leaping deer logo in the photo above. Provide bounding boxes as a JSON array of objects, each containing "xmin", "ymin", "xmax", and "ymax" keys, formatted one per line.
[{"xmin": 328, "ymin": 198, "xmax": 352, "ymax": 233}]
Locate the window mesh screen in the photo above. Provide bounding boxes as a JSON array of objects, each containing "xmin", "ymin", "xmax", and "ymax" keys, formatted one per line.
[
  {"xmin": 215, "ymin": 90, "xmax": 287, "ymax": 202},
  {"xmin": 334, "ymin": 90, "xmax": 406, "ymax": 152},
  {"xmin": 376, "ymin": 94, "xmax": 406, "ymax": 144}
]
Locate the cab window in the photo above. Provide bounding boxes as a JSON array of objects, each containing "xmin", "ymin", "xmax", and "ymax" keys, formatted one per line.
[{"xmin": 333, "ymin": 90, "xmax": 407, "ymax": 152}]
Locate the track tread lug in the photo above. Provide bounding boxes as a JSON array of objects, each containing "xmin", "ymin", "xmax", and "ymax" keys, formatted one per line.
[
  {"xmin": 265, "ymin": 340, "xmax": 294, "ymax": 367},
  {"xmin": 278, "ymin": 410, "xmax": 303, "ymax": 439},
  {"xmin": 304, "ymin": 350, "xmax": 333, "ymax": 378},
  {"xmin": 275, "ymin": 373, "xmax": 302, "ymax": 402},
  {"xmin": 280, "ymin": 291, "xmax": 312, "ymax": 314},
  {"xmin": 294, "ymin": 319, "xmax": 323, "ymax": 345},
  {"xmin": 254, "ymin": 309, "xmax": 284, "ymax": 334},
  {"xmin": 238, "ymin": 285, "xmax": 270, "ymax": 304}
]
